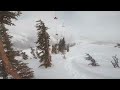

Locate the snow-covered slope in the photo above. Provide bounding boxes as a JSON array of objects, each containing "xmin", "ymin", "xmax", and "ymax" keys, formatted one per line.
[
  {"xmin": 65, "ymin": 42, "xmax": 120, "ymax": 79},
  {"xmin": 9, "ymin": 24, "xmax": 120, "ymax": 79},
  {"xmin": 20, "ymin": 39, "xmax": 120, "ymax": 79}
]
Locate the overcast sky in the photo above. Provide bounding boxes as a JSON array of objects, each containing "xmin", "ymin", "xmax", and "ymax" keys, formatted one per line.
[{"xmin": 7, "ymin": 11, "xmax": 120, "ymax": 43}]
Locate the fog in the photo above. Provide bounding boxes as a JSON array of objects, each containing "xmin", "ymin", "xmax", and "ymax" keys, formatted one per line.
[{"xmin": 6, "ymin": 11, "xmax": 120, "ymax": 49}]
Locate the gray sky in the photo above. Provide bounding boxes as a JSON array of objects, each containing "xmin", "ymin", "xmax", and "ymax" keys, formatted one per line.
[{"xmin": 7, "ymin": 11, "xmax": 120, "ymax": 43}]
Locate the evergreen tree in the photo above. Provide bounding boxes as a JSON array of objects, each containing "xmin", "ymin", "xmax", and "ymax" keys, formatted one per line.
[
  {"xmin": 62, "ymin": 38, "xmax": 66, "ymax": 51},
  {"xmin": 58, "ymin": 37, "xmax": 66, "ymax": 59},
  {"xmin": 58, "ymin": 37, "xmax": 66, "ymax": 54},
  {"xmin": 52, "ymin": 44, "xmax": 58, "ymax": 54},
  {"xmin": 0, "ymin": 24, "xmax": 33, "ymax": 79},
  {"xmin": 0, "ymin": 24, "xmax": 13, "ymax": 78},
  {"xmin": 0, "ymin": 59, "xmax": 8, "ymax": 79},
  {"xmin": 52, "ymin": 45, "xmax": 55, "ymax": 54},
  {"xmin": 21, "ymin": 51, "xmax": 28, "ymax": 60},
  {"xmin": 0, "ymin": 24, "xmax": 14, "ymax": 61},
  {"xmin": 58, "ymin": 39, "xmax": 62, "ymax": 52},
  {"xmin": 0, "ymin": 11, "xmax": 33, "ymax": 79},
  {"xmin": 36, "ymin": 20, "xmax": 52, "ymax": 68},
  {"xmin": 85, "ymin": 53, "xmax": 99, "ymax": 66},
  {"xmin": 0, "ymin": 11, "xmax": 22, "ymax": 79},
  {"xmin": 0, "ymin": 11, "xmax": 21, "ymax": 25}
]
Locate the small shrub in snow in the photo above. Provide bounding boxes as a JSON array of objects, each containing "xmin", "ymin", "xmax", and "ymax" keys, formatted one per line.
[
  {"xmin": 114, "ymin": 43, "xmax": 120, "ymax": 48},
  {"xmin": 52, "ymin": 44, "xmax": 58, "ymax": 54},
  {"xmin": 21, "ymin": 52, "xmax": 28, "ymax": 60},
  {"xmin": 111, "ymin": 55, "xmax": 120, "ymax": 68},
  {"xmin": 85, "ymin": 53, "xmax": 99, "ymax": 66}
]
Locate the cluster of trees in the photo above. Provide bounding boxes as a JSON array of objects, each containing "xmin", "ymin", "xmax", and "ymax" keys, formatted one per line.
[
  {"xmin": 0, "ymin": 11, "xmax": 71, "ymax": 79},
  {"xmin": 0, "ymin": 11, "xmax": 34, "ymax": 79},
  {"xmin": 52, "ymin": 38, "xmax": 66, "ymax": 54},
  {"xmin": 52, "ymin": 37, "xmax": 70, "ymax": 59}
]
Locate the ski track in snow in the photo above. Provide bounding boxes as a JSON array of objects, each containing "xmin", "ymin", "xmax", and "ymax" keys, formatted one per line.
[
  {"xmin": 65, "ymin": 55, "xmax": 119, "ymax": 79},
  {"xmin": 72, "ymin": 59, "xmax": 111, "ymax": 79},
  {"xmin": 65, "ymin": 56, "xmax": 88, "ymax": 79},
  {"xmin": 64, "ymin": 43, "xmax": 120, "ymax": 79}
]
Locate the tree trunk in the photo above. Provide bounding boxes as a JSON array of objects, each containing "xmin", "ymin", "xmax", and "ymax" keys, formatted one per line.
[{"xmin": 0, "ymin": 38, "xmax": 21, "ymax": 79}]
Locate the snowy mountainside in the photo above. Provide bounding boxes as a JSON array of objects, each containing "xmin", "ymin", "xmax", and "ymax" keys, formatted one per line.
[
  {"xmin": 8, "ymin": 28, "xmax": 120, "ymax": 79},
  {"xmin": 18, "ymin": 38, "xmax": 120, "ymax": 79}
]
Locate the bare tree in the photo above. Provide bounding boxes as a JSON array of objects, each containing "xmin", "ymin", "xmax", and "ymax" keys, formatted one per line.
[
  {"xmin": 85, "ymin": 53, "xmax": 99, "ymax": 66},
  {"xmin": 111, "ymin": 55, "xmax": 120, "ymax": 68}
]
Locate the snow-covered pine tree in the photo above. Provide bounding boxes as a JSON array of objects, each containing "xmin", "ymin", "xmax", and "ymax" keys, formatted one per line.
[
  {"xmin": 0, "ymin": 56, "xmax": 8, "ymax": 79},
  {"xmin": 0, "ymin": 11, "xmax": 34, "ymax": 79},
  {"xmin": 62, "ymin": 38, "xmax": 66, "ymax": 51},
  {"xmin": 58, "ymin": 37, "xmax": 66, "ymax": 59},
  {"xmin": 36, "ymin": 20, "xmax": 52, "ymax": 68},
  {"xmin": 0, "ymin": 24, "xmax": 13, "ymax": 79},
  {"xmin": 59, "ymin": 37, "xmax": 66, "ymax": 54},
  {"xmin": 58, "ymin": 39, "xmax": 62, "ymax": 53},
  {"xmin": 0, "ymin": 11, "xmax": 22, "ymax": 79},
  {"xmin": 0, "ymin": 24, "xmax": 34, "ymax": 79},
  {"xmin": 52, "ymin": 45, "xmax": 55, "ymax": 54},
  {"xmin": 52, "ymin": 44, "xmax": 58, "ymax": 54}
]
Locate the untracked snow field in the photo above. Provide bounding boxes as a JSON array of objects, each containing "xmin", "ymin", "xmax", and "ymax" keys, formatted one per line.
[{"xmin": 22, "ymin": 41, "xmax": 120, "ymax": 79}]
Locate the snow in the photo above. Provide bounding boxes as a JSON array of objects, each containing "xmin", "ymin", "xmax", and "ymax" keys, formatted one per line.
[
  {"xmin": 18, "ymin": 39, "xmax": 120, "ymax": 79},
  {"xmin": 1, "ymin": 11, "xmax": 120, "ymax": 79},
  {"xmin": 23, "ymin": 54, "xmax": 73, "ymax": 79}
]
